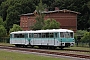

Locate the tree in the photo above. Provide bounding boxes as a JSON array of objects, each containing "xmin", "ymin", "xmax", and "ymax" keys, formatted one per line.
[
  {"xmin": 31, "ymin": 0, "xmax": 45, "ymax": 30},
  {"xmin": 0, "ymin": 16, "xmax": 7, "ymax": 37},
  {"xmin": 0, "ymin": 16, "xmax": 4, "ymax": 25},
  {"xmin": 42, "ymin": 18, "xmax": 60, "ymax": 29},
  {"xmin": 0, "ymin": 0, "xmax": 90, "ymax": 31},
  {"xmin": 81, "ymin": 32, "xmax": 90, "ymax": 47},
  {"xmin": 0, "ymin": 0, "xmax": 36, "ymax": 32},
  {"xmin": 75, "ymin": 30, "xmax": 87, "ymax": 36},
  {"xmin": 74, "ymin": 30, "xmax": 87, "ymax": 42},
  {"xmin": 42, "ymin": 0, "xmax": 90, "ymax": 30},
  {"xmin": 81, "ymin": 32, "xmax": 90, "ymax": 42},
  {"xmin": 0, "ymin": 0, "xmax": 6, "ymax": 5},
  {"xmin": 87, "ymin": 1, "xmax": 90, "ymax": 9},
  {"xmin": 0, "ymin": 25, "xmax": 7, "ymax": 37},
  {"xmin": 9, "ymin": 24, "xmax": 22, "ymax": 33}
]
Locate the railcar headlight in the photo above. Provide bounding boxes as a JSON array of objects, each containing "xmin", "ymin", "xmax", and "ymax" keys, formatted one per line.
[{"xmin": 60, "ymin": 39, "xmax": 62, "ymax": 41}]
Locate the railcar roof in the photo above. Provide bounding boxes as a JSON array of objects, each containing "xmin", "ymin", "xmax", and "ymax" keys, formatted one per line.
[{"xmin": 10, "ymin": 29, "xmax": 73, "ymax": 34}]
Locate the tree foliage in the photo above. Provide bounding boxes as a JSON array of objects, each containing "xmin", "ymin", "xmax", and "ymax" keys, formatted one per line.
[
  {"xmin": 42, "ymin": 19, "xmax": 60, "ymax": 29},
  {"xmin": 0, "ymin": 16, "xmax": 4, "ymax": 26},
  {"xmin": 74, "ymin": 30, "xmax": 87, "ymax": 41},
  {"xmin": 31, "ymin": 0, "xmax": 45, "ymax": 30},
  {"xmin": 75, "ymin": 30, "xmax": 87, "ymax": 36},
  {"xmin": 53, "ymin": 0, "xmax": 90, "ymax": 30},
  {"xmin": 0, "ymin": 0, "xmax": 36, "ymax": 31},
  {"xmin": 9, "ymin": 24, "xmax": 22, "ymax": 33},
  {"xmin": 0, "ymin": 25, "xmax": 7, "ymax": 37},
  {"xmin": 87, "ymin": 1, "xmax": 90, "ymax": 10},
  {"xmin": 0, "ymin": 0, "xmax": 90, "ymax": 32},
  {"xmin": 0, "ymin": 16, "xmax": 7, "ymax": 37},
  {"xmin": 81, "ymin": 32, "xmax": 90, "ymax": 42}
]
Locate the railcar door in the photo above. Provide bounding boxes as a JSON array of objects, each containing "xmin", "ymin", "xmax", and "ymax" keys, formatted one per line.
[{"xmin": 54, "ymin": 32, "xmax": 59, "ymax": 46}]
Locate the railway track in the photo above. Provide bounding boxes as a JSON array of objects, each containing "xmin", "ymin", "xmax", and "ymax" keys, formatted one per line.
[
  {"xmin": 62, "ymin": 49, "xmax": 90, "ymax": 52},
  {"xmin": 0, "ymin": 45, "xmax": 90, "ymax": 59},
  {"xmin": 0, "ymin": 45, "xmax": 90, "ymax": 52}
]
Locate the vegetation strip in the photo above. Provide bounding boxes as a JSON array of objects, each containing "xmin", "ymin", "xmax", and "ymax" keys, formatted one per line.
[
  {"xmin": 63, "ymin": 49, "xmax": 90, "ymax": 52},
  {"xmin": 0, "ymin": 46, "xmax": 90, "ymax": 59}
]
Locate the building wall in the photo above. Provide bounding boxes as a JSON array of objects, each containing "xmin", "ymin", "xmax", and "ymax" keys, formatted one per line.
[
  {"xmin": 20, "ymin": 16, "xmax": 28, "ymax": 31},
  {"xmin": 20, "ymin": 15, "xmax": 36, "ymax": 30},
  {"xmin": 20, "ymin": 11, "xmax": 77, "ymax": 31},
  {"xmin": 44, "ymin": 12, "xmax": 77, "ymax": 31}
]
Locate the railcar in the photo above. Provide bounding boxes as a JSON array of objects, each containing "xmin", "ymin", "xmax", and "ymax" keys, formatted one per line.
[{"xmin": 10, "ymin": 29, "xmax": 75, "ymax": 49}]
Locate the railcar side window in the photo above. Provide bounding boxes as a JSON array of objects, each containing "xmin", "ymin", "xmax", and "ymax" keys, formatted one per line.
[
  {"xmin": 46, "ymin": 33, "xmax": 49, "ymax": 38},
  {"xmin": 60, "ymin": 32, "xmax": 64, "ymax": 38},
  {"xmin": 14, "ymin": 34, "xmax": 25, "ymax": 38},
  {"xmin": 33, "ymin": 33, "xmax": 38, "ymax": 38},
  {"xmin": 42, "ymin": 33, "xmax": 46, "ymax": 38},
  {"xmin": 33, "ymin": 33, "xmax": 41, "ymax": 38},
  {"xmin": 14, "ymin": 34, "xmax": 19, "ymax": 38},
  {"xmin": 49, "ymin": 33, "xmax": 54, "ymax": 38},
  {"xmin": 20, "ymin": 34, "xmax": 25, "ymax": 38},
  {"xmin": 38, "ymin": 33, "xmax": 41, "ymax": 38}
]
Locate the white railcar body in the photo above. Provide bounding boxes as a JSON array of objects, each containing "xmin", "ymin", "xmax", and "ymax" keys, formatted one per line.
[{"xmin": 10, "ymin": 29, "xmax": 75, "ymax": 48}]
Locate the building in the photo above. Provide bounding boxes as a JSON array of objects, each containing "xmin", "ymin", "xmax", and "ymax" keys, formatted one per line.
[{"xmin": 20, "ymin": 7, "xmax": 80, "ymax": 32}]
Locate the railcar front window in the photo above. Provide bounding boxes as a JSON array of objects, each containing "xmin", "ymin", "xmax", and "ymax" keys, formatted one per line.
[
  {"xmin": 60, "ymin": 32, "xmax": 64, "ymax": 38},
  {"xmin": 70, "ymin": 32, "xmax": 73, "ymax": 38},
  {"xmin": 65, "ymin": 32, "xmax": 70, "ymax": 38},
  {"xmin": 60, "ymin": 32, "xmax": 73, "ymax": 38}
]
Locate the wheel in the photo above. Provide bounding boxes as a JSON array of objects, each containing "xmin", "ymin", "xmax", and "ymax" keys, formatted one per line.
[
  {"xmin": 15, "ymin": 44, "xmax": 18, "ymax": 47},
  {"xmin": 15, "ymin": 44, "xmax": 21, "ymax": 47},
  {"xmin": 53, "ymin": 47, "xmax": 57, "ymax": 49},
  {"xmin": 31, "ymin": 45, "xmax": 34, "ymax": 48},
  {"xmin": 23, "ymin": 45, "xmax": 27, "ymax": 48}
]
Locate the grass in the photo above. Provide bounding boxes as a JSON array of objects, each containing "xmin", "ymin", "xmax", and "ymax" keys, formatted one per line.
[
  {"xmin": 0, "ymin": 43, "xmax": 14, "ymax": 46},
  {"xmin": 0, "ymin": 43, "xmax": 90, "ymax": 60},
  {"xmin": 0, "ymin": 50, "xmax": 72, "ymax": 60},
  {"xmin": 66, "ymin": 46, "xmax": 90, "ymax": 51}
]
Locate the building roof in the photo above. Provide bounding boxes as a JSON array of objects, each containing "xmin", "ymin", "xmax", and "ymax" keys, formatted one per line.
[{"xmin": 20, "ymin": 9, "xmax": 80, "ymax": 16}]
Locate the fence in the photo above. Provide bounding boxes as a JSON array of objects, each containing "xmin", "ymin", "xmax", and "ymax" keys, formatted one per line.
[
  {"xmin": 0, "ymin": 37, "xmax": 10, "ymax": 43},
  {"xmin": 75, "ymin": 40, "xmax": 90, "ymax": 47}
]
